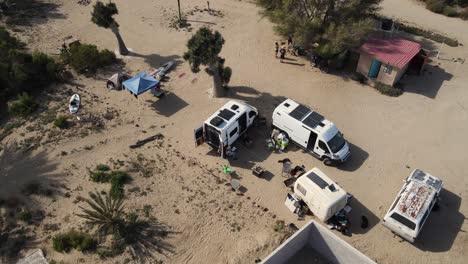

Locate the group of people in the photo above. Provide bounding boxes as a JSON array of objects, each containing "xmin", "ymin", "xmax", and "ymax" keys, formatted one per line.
[{"xmin": 275, "ymin": 35, "xmax": 293, "ymax": 63}]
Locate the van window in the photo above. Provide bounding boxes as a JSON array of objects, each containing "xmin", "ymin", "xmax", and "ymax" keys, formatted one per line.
[
  {"xmin": 229, "ymin": 127, "xmax": 238, "ymax": 138},
  {"xmin": 249, "ymin": 111, "xmax": 256, "ymax": 118},
  {"xmin": 390, "ymin": 213, "xmax": 416, "ymax": 230},
  {"xmin": 318, "ymin": 141, "xmax": 330, "ymax": 154},
  {"xmin": 296, "ymin": 184, "xmax": 307, "ymax": 196}
]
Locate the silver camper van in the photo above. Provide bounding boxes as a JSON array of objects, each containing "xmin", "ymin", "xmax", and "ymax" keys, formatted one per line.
[
  {"xmin": 194, "ymin": 101, "xmax": 258, "ymax": 157},
  {"xmin": 382, "ymin": 169, "xmax": 442, "ymax": 243}
]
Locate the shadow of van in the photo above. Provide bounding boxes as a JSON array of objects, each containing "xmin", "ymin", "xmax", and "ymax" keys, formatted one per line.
[
  {"xmin": 347, "ymin": 197, "xmax": 380, "ymax": 235},
  {"xmin": 414, "ymin": 189, "xmax": 464, "ymax": 252}
]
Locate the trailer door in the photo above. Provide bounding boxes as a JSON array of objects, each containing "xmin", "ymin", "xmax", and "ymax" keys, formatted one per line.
[{"xmin": 194, "ymin": 125, "xmax": 205, "ymax": 147}]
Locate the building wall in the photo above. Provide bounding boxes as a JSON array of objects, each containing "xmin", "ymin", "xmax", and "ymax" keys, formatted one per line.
[
  {"xmin": 261, "ymin": 220, "xmax": 376, "ymax": 264},
  {"xmin": 356, "ymin": 53, "xmax": 407, "ymax": 86},
  {"xmin": 356, "ymin": 53, "xmax": 373, "ymax": 77}
]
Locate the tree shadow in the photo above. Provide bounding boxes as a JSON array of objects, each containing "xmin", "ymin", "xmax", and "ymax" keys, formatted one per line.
[
  {"xmin": 0, "ymin": 146, "xmax": 62, "ymax": 261},
  {"xmin": 400, "ymin": 64, "xmax": 453, "ymax": 99},
  {"xmin": 128, "ymin": 53, "xmax": 183, "ymax": 72},
  {"xmin": 3, "ymin": 0, "xmax": 66, "ymax": 27},
  {"xmin": 347, "ymin": 197, "xmax": 380, "ymax": 235},
  {"xmin": 414, "ymin": 189, "xmax": 464, "ymax": 252},
  {"xmin": 0, "ymin": 146, "xmax": 61, "ymax": 198},
  {"xmin": 336, "ymin": 142, "xmax": 369, "ymax": 172},
  {"xmin": 123, "ymin": 216, "xmax": 176, "ymax": 262},
  {"xmin": 145, "ymin": 92, "xmax": 188, "ymax": 117}
]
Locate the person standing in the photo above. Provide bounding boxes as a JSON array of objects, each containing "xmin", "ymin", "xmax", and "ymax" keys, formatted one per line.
[
  {"xmin": 288, "ymin": 35, "xmax": 293, "ymax": 47},
  {"xmin": 275, "ymin": 42, "xmax": 279, "ymax": 58},
  {"xmin": 280, "ymin": 46, "xmax": 286, "ymax": 62}
]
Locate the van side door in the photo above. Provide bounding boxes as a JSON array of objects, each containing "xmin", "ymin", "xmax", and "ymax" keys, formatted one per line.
[
  {"xmin": 227, "ymin": 124, "xmax": 239, "ymax": 146},
  {"xmin": 194, "ymin": 125, "xmax": 205, "ymax": 147},
  {"xmin": 237, "ymin": 113, "xmax": 247, "ymax": 135},
  {"xmin": 315, "ymin": 140, "xmax": 331, "ymax": 159},
  {"xmin": 306, "ymin": 131, "xmax": 318, "ymax": 155}
]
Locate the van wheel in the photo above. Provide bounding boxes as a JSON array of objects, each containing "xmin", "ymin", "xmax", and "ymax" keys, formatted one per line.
[{"xmin": 323, "ymin": 158, "xmax": 333, "ymax": 166}]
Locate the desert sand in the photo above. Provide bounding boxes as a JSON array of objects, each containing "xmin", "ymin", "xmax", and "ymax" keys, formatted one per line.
[{"xmin": 1, "ymin": 0, "xmax": 467, "ymax": 263}]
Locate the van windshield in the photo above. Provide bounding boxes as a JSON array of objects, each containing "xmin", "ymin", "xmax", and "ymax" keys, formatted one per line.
[
  {"xmin": 390, "ymin": 213, "xmax": 416, "ymax": 230},
  {"xmin": 327, "ymin": 132, "xmax": 346, "ymax": 153}
]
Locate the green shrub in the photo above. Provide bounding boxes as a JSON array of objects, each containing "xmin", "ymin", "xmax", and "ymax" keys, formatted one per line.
[
  {"xmin": 7, "ymin": 93, "xmax": 37, "ymax": 117},
  {"xmin": 99, "ymin": 49, "xmax": 117, "ymax": 66},
  {"xmin": 426, "ymin": 0, "xmax": 444, "ymax": 13},
  {"xmin": 89, "ymin": 170, "xmax": 112, "ymax": 183},
  {"xmin": 96, "ymin": 164, "xmax": 111, "ymax": 171},
  {"xmin": 63, "ymin": 44, "xmax": 116, "ymax": 74},
  {"xmin": 54, "ymin": 116, "xmax": 68, "ymax": 129},
  {"xmin": 110, "ymin": 171, "xmax": 129, "ymax": 199},
  {"xmin": 374, "ymin": 82, "xmax": 403, "ymax": 97},
  {"xmin": 17, "ymin": 210, "xmax": 32, "ymax": 222},
  {"xmin": 52, "ymin": 230, "xmax": 96, "ymax": 253},
  {"xmin": 442, "ymin": 6, "xmax": 458, "ymax": 17},
  {"xmin": 1, "ymin": 26, "xmax": 60, "ymax": 105}
]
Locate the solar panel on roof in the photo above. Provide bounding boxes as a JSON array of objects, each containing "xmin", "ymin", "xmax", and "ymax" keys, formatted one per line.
[
  {"xmin": 303, "ymin": 112, "xmax": 324, "ymax": 128},
  {"xmin": 307, "ymin": 172, "xmax": 328, "ymax": 189},
  {"xmin": 218, "ymin": 109, "xmax": 236, "ymax": 121},
  {"xmin": 209, "ymin": 116, "xmax": 224, "ymax": 127},
  {"xmin": 289, "ymin": 104, "xmax": 310, "ymax": 121}
]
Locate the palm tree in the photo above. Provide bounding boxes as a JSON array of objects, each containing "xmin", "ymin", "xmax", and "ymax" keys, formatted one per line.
[
  {"xmin": 77, "ymin": 190, "xmax": 125, "ymax": 237},
  {"xmin": 91, "ymin": 1, "xmax": 129, "ymax": 55},
  {"xmin": 183, "ymin": 27, "xmax": 227, "ymax": 97}
]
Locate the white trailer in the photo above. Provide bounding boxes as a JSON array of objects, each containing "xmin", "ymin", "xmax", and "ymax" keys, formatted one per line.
[
  {"xmin": 272, "ymin": 99, "xmax": 350, "ymax": 166},
  {"xmin": 293, "ymin": 167, "xmax": 348, "ymax": 222},
  {"xmin": 194, "ymin": 101, "xmax": 258, "ymax": 157},
  {"xmin": 382, "ymin": 169, "xmax": 442, "ymax": 243}
]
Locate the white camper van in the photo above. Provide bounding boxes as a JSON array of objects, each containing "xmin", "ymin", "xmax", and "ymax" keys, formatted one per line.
[
  {"xmin": 194, "ymin": 101, "xmax": 258, "ymax": 157},
  {"xmin": 272, "ymin": 99, "xmax": 350, "ymax": 166},
  {"xmin": 293, "ymin": 167, "xmax": 348, "ymax": 221},
  {"xmin": 382, "ymin": 169, "xmax": 442, "ymax": 243}
]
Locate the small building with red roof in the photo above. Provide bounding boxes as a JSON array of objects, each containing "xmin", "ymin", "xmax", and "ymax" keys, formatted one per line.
[{"xmin": 356, "ymin": 37, "xmax": 427, "ymax": 86}]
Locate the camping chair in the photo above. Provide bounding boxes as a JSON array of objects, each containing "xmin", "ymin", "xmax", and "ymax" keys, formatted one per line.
[
  {"xmin": 231, "ymin": 179, "xmax": 241, "ymax": 192},
  {"xmin": 281, "ymin": 161, "xmax": 292, "ymax": 177}
]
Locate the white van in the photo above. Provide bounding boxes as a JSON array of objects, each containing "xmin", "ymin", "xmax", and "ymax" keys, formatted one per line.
[
  {"xmin": 194, "ymin": 101, "xmax": 258, "ymax": 157},
  {"xmin": 382, "ymin": 169, "xmax": 443, "ymax": 243},
  {"xmin": 272, "ymin": 99, "xmax": 350, "ymax": 166},
  {"xmin": 293, "ymin": 167, "xmax": 349, "ymax": 221}
]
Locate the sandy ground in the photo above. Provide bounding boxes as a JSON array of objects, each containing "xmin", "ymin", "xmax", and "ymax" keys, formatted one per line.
[{"xmin": 1, "ymin": 0, "xmax": 468, "ymax": 263}]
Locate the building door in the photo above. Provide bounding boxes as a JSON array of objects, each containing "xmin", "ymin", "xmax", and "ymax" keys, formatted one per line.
[{"xmin": 368, "ymin": 59, "xmax": 382, "ymax": 78}]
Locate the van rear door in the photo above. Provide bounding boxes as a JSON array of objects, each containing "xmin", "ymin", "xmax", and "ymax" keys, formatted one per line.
[{"xmin": 194, "ymin": 125, "xmax": 205, "ymax": 147}]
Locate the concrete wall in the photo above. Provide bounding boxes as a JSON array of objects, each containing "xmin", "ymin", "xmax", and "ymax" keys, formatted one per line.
[
  {"xmin": 261, "ymin": 220, "xmax": 376, "ymax": 264},
  {"xmin": 356, "ymin": 53, "xmax": 405, "ymax": 86}
]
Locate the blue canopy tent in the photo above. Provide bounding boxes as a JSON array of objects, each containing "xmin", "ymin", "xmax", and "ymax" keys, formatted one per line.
[{"xmin": 122, "ymin": 72, "xmax": 160, "ymax": 98}]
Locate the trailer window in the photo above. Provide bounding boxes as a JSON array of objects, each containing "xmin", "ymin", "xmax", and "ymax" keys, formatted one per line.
[
  {"xmin": 229, "ymin": 127, "xmax": 238, "ymax": 138},
  {"xmin": 296, "ymin": 184, "xmax": 307, "ymax": 196},
  {"xmin": 249, "ymin": 111, "xmax": 256, "ymax": 118},
  {"xmin": 390, "ymin": 213, "xmax": 416, "ymax": 230}
]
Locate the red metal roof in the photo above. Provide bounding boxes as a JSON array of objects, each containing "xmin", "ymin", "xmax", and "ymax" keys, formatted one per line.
[{"xmin": 359, "ymin": 38, "xmax": 422, "ymax": 69}]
